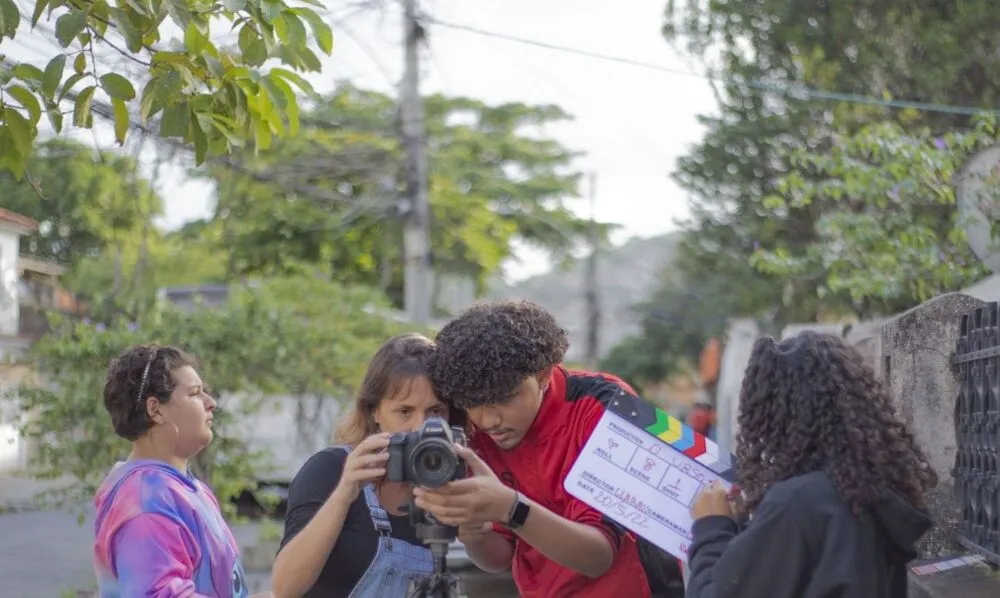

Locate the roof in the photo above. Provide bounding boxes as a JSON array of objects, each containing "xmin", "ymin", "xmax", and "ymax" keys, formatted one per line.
[{"xmin": 0, "ymin": 209, "xmax": 38, "ymax": 234}]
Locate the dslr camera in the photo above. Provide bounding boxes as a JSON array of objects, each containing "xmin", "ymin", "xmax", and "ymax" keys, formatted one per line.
[{"xmin": 386, "ymin": 416, "xmax": 468, "ymax": 488}]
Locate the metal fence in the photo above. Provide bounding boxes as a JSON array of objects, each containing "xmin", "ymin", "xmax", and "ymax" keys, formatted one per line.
[{"xmin": 953, "ymin": 302, "xmax": 1000, "ymax": 565}]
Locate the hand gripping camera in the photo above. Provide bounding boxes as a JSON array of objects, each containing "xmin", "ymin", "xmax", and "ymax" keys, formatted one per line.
[
  {"xmin": 385, "ymin": 416, "xmax": 468, "ymax": 488},
  {"xmin": 385, "ymin": 417, "xmax": 470, "ymax": 597}
]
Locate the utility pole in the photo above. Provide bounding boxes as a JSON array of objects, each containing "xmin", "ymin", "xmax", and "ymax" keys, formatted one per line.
[
  {"xmin": 584, "ymin": 172, "xmax": 600, "ymax": 370},
  {"xmin": 401, "ymin": 0, "xmax": 433, "ymax": 325}
]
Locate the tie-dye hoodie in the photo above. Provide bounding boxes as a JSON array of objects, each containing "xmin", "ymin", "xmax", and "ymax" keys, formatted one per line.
[{"xmin": 93, "ymin": 459, "xmax": 250, "ymax": 598}]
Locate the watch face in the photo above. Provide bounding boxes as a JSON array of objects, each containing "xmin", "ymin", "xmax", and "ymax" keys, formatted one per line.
[{"xmin": 510, "ymin": 498, "xmax": 530, "ymax": 528}]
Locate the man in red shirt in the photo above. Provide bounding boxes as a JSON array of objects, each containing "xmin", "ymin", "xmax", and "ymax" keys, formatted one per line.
[{"xmin": 414, "ymin": 300, "xmax": 683, "ymax": 598}]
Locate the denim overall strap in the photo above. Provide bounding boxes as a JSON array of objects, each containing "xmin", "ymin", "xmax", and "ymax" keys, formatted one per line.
[
  {"xmin": 362, "ymin": 483, "xmax": 394, "ymax": 542},
  {"xmin": 346, "ymin": 481, "xmax": 434, "ymax": 598}
]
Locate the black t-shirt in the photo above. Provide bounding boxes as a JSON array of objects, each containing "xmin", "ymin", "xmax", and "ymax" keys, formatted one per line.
[{"xmin": 279, "ymin": 447, "xmax": 422, "ymax": 598}]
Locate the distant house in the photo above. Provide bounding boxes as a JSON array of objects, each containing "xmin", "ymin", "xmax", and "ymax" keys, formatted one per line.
[
  {"xmin": 0, "ymin": 208, "xmax": 78, "ymax": 362},
  {"xmin": 0, "ymin": 209, "xmax": 40, "ymax": 361}
]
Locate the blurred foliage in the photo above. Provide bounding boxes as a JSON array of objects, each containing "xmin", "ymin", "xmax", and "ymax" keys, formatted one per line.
[
  {"xmin": 603, "ymin": 1, "xmax": 1000, "ymax": 387},
  {"xmin": 752, "ymin": 117, "xmax": 998, "ymax": 306},
  {"xmin": 662, "ymin": 0, "xmax": 1000, "ymax": 320},
  {"xmin": 600, "ymin": 270, "xmax": 730, "ymax": 392},
  {"xmin": 9, "ymin": 274, "xmax": 412, "ymax": 518},
  {"xmin": 0, "ymin": 138, "xmax": 159, "ymax": 265},
  {"xmin": 0, "ymin": 0, "xmax": 332, "ymax": 177},
  {"xmin": 198, "ymin": 82, "xmax": 610, "ymax": 306}
]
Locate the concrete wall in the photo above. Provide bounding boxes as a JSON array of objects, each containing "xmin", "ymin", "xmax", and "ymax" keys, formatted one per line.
[
  {"xmin": 0, "ymin": 228, "xmax": 21, "ymax": 337},
  {"xmin": 880, "ymin": 293, "xmax": 986, "ymax": 557},
  {"xmin": 713, "ymin": 318, "xmax": 759, "ymax": 456}
]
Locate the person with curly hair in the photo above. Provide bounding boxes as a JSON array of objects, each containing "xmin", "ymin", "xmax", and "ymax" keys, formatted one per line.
[
  {"xmin": 414, "ymin": 300, "xmax": 684, "ymax": 598},
  {"xmin": 685, "ymin": 331, "xmax": 937, "ymax": 598},
  {"xmin": 93, "ymin": 344, "xmax": 271, "ymax": 598}
]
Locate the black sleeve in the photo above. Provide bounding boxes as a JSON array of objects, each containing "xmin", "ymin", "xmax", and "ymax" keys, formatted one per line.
[
  {"xmin": 686, "ymin": 496, "xmax": 810, "ymax": 598},
  {"xmin": 279, "ymin": 448, "xmax": 348, "ymax": 550}
]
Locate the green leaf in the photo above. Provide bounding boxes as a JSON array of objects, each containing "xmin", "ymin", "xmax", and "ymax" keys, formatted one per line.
[
  {"xmin": 12, "ymin": 63, "xmax": 44, "ymax": 82},
  {"xmin": 110, "ymin": 8, "xmax": 143, "ymax": 53},
  {"xmin": 6, "ymin": 85, "xmax": 42, "ymax": 124},
  {"xmin": 150, "ymin": 52, "xmax": 188, "ymax": 66},
  {"xmin": 30, "ymin": 0, "xmax": 48, "ymax": 28},
  {"xmin": 185, "ymin": 20, "xmax": 207, "ymax": 54},
  {"xmin": 45, "ymin": 104, "xmax": 63, "ymax": 132},
  {"xmin": 41, "ymin": 54, "xmax": 66, "ymax": 99},
  {"xmin": 190, "ymin": 109, "xmax": 208, "ymax": 164},
  {"xmin": 112, "ymin": 98, "xmax": 128, "ymax": 145},
  {"xmin": 54, "ymin": 10, "xmax": 87, "ymax": 47},
  {"xmin": 4, "ymin": 108, "xmax": 32, "ymax": 156},
  {"xmin": 296, "ymin": 9, "xmax": 333, "ymax": 55},
  {"xmin": 73, "ymin": 84, "xmax": 95, "ymax": 127},
  {"xmin": 296, "ymin": 47, "xmax": 322, "ymax": 71},
  {"xmin": 253, "ymin": 117, "xmax": 271, "ymax": 151},
  {"xmin": 100, "ymin": 73, "xmax": 136, "ymax": 100},
  {"xmin": 223, "ymin": 0, "xmax": 245, "ymax": 10},
  {"xmin": 269, "ymin": 67, "xmax": 316, "ymax": 97},
  {"xmin": 74, "ymin": 52, "xmax": 85, "ymax": 74},
  {"xmin": 265, "ymin": 72, "xmax": 297, "ymax": 136},
  {"xmin": 58, "ymin": 72, "xmax": 85, "ymax": 101},
  {"xmin": 159, "ymin": 100, "xmax": 189, "ymax": 139},
  {"xmin": 244, "ymin": 40, "xmax": 267, "ymax": 67},
  {"xmin": 0, "ymin": 0, "xmax": 19, "ymax": 38}
]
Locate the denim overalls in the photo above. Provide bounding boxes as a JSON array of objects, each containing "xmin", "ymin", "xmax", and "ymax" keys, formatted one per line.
[{"xmin": 332, "ymin": 446, "xmax": 434, "ymax": 598}]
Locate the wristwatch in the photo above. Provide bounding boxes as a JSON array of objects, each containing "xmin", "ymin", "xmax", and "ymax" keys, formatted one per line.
[{"xmin": 506, "ymin": 491, "xmax": 530, "ymax": 530}]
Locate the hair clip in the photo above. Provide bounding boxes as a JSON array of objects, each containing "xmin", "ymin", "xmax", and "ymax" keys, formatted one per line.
[{"xmin": 136, "ymin": 349, "xmax": 156, "ymax": 403}]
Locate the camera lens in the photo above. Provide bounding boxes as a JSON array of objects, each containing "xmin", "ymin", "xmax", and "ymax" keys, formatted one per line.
[{"xmin": 409, "ymin": 438, "xmax": 457, "ymax": 488}]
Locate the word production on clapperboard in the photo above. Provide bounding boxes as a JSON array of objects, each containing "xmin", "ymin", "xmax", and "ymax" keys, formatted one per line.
[{"xmin": 564, "ymin": 389, "xmax": 737, "ymax": 564}]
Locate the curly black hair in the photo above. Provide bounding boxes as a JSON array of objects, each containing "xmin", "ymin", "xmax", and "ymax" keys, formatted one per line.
[
  {"xmin": 736, "ymin": 331, "xmax": 937, "ymax": 514},
  {"xmin": 103, "ymin": 344, "xmax": 199, "ymax": 441},
  {"xmin": 429, "ymin": 300, "xmax": 569, "ymax": 409}
]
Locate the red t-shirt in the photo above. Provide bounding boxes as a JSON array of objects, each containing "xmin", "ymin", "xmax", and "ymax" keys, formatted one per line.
[{"xmin": 470, "ymin": 367, "xmax": 652, "ymax": 598}]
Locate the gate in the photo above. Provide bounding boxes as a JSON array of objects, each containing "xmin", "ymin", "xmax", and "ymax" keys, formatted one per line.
[{"xmin": 953, "ymin": 302, "xmax": 1000, "ymax": 564}]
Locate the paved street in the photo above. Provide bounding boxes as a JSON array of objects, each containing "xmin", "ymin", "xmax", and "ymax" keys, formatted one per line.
[
  {"xmin": 0, "ymin": 505, "xmax": 97, "ymax": 597},
  {"xmin": 0, "ymin": 476, "xmax": 516, "ymax": 597}
]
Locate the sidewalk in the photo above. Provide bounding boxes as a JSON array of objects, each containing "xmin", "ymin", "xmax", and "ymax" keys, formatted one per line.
[{"xmin": 0, "ymin": 474, "xmax": 76, "ymax": 512}]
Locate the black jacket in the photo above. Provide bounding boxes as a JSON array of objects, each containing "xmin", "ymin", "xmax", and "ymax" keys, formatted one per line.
[{"xmin": 686, "ymin": 470, "xmax": 932, "ymax": 598}]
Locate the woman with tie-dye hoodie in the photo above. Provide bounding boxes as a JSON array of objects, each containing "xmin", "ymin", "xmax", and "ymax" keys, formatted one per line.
[{"xmin": 92, "ymin": 344, "xmax": 272, "ymax": 598}]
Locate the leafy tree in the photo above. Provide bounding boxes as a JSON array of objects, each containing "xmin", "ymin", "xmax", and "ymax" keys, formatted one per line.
[
  {"xmin": 9, "ymin": 274, "xmax": 411, "ymax": 516},
  {"xmin": 0, "ymin": 0, "xmax": 333, "ymax": 178},
  {"xmin": 753, "ymin": 117, "xmax": 997, "ymax": 309},
  {"xmin": 0, "ymin": 137, "xmax": 158, "ymax": 265},
  {"xmin": 663, "ymin": 0, "xmax": 1000, "ymax": 322},
  {"xmin": 200, "ymin": 83, "xmax": 602, "ymax": 307}
]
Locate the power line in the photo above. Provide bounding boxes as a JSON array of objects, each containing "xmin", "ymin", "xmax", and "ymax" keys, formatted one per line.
[{"xmin": 427, "ymin": 18, "xmax": 1000, "ymax": 118}]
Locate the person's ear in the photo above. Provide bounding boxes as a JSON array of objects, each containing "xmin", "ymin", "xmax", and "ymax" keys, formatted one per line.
[
  {"xmin": 536, "ymin": 367, "xmax": 554, "ymax": 394},
  {"xmin": 146, "ymin": 397, "xmax": 164, "ymax": 425}
]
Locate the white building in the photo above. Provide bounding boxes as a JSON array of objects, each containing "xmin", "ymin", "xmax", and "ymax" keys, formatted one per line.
[{"xmin": 0, "ymin": 208, "xmax": 39, "ymax": 360}]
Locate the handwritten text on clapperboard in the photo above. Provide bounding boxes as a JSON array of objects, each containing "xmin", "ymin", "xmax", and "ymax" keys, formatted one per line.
[{"xmin": 564, "ymin": 411, "xmax": 731, "ymax": 560}]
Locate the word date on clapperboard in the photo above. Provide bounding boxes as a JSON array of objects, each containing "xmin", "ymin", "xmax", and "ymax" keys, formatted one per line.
[{"xmin": 564, "ymin": 390, "xmax": 737, "ymax": 562}]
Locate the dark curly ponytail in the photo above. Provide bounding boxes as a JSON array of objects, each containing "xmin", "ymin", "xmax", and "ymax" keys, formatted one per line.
[{"xmin": 735, "ymin": 331, "xmax": 937, "ymax": 514}]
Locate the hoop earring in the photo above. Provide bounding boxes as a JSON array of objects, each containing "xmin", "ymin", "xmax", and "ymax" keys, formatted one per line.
[{"xmin": 151, "ymin": 421, "xmax": 182, "ymax": 461}]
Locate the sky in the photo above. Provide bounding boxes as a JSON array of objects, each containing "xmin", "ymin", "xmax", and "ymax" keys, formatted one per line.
[{"xmin": 3, "ymin": 0, "xmax": 717, "ymax": 281}]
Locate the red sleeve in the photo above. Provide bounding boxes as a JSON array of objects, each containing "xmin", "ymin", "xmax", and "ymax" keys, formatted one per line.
[{"xmin": 562, "ymin": 377, "xmax": 631, "ymax": 553}]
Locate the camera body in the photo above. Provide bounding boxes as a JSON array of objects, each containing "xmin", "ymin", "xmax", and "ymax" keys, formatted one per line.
[{"xmin": 386, "ymin": 416, "xmax": 468, "ymax": 488}]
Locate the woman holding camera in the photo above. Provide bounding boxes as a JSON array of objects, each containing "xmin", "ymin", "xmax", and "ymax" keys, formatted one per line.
[{"xmin": 272, "ymin": 333, "xmax": 465, "ymax": 598}]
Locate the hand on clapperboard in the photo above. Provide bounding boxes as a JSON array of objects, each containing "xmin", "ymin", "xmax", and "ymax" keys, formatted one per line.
[{"xmin": 690, "ymin": 481, "xmax": 745, "ymax": 521}]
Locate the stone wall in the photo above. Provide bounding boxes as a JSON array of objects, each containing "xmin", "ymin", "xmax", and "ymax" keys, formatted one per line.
[{"xmin": 879, "ymin": 292, "xmax": 985, "ymax": 557}]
